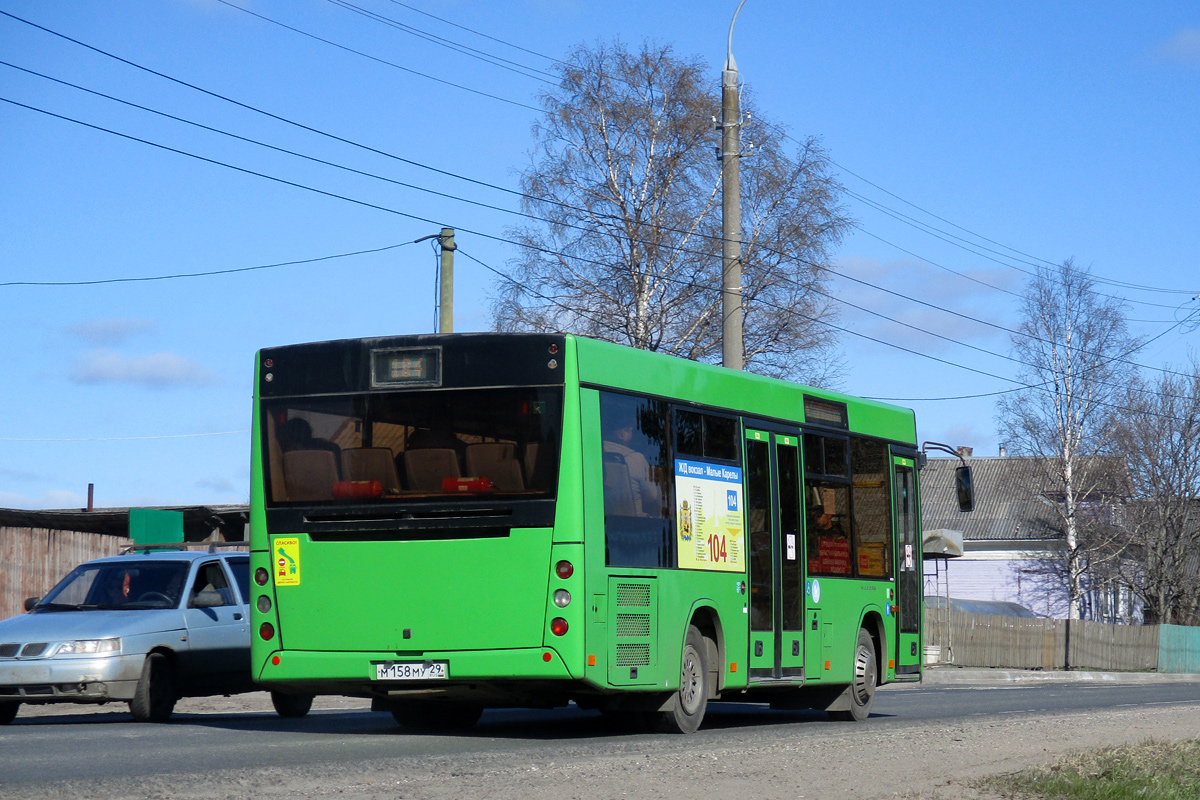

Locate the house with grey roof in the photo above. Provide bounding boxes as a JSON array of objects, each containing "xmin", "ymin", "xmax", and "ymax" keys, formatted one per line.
[{"xmin": 920, "ymin": 455, "xmax": 1140, "ymax": 623}]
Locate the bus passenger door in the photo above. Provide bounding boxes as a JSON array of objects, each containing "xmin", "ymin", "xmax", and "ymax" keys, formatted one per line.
[
  {"xmin": 892, "ymin": 457, "xmax": 922, "ymax": 677},
  {"xmin": 745, "ymin": 428, "xmax": 805, "ymax": 682}
]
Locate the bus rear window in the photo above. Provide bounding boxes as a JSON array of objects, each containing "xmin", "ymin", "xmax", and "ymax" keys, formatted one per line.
[{"xmin": 262, "ymin": 388, "xmax": 561, "ymax": 504}]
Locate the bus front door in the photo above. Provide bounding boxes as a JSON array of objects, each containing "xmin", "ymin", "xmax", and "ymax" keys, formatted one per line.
[
  {"xmin": 893, "ymin": 456, "xmax": 922, "ymax": 677},
  {"xmin": 745, "ymin": 428, "xmax": 805, "ymax": 682}
]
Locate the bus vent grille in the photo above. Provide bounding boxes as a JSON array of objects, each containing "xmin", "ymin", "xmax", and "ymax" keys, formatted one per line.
[
  {"xmin": 615, "ymin": 583, "xmax": 650, "ymax": 607},
  {"xmin": 616, "ymin": 613, "xmax": 651, "ymax": 638},
  {"xmin": 0, "ymin": 644, "xmax": 18, "ymax": 658},
  {"xmin": 615, "ymin": 643, "xmax": 651, "ymax": 667}
]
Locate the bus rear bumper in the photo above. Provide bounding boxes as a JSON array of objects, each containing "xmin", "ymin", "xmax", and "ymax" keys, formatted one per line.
[{"xmin": 255, "ymin": 646, "xmax": 579, "ymax": 697}]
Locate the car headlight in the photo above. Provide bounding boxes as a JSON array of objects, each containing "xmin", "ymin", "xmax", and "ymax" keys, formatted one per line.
[{"xmin": 54, "ymin": 638, "xmax": 122, "ymax": 656}]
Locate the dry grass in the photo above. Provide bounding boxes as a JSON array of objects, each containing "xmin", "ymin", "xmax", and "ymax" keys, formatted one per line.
[{"xmin": 980, "ymin": 739, "xmax": 1200, "ymax": 799}]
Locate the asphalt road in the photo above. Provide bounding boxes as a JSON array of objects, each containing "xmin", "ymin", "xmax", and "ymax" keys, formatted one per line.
[{"xmin": 2, "ymin": 680, "xmax": 1199, "ymax": 788}]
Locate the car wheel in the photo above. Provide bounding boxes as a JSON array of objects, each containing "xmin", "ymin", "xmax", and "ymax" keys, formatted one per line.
[
  {"xmin": 130, "ymin": 653, "xmax": 177, "ymax": 723},
  {"xmin": 0, "ymin": 702, "xmax": 18, "ymax": 725},
  {"xmin": 271, "ymin": 690, "xmax": 314, "ymax": 718}
]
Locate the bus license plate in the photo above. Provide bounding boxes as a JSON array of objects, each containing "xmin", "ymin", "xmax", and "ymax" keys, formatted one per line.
[{"xmin": 375, "ymin": 662, "xmax": 448, "ymax": 681}]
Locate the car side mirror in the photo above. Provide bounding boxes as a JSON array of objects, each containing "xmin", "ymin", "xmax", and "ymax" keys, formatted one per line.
[
  {"xmin": 24, "ymin": 596, "xmax": 40, "ymax": 612},
  {"xmin": 955, "ymin": 465, "xmax": 975, "ymax": 512}
]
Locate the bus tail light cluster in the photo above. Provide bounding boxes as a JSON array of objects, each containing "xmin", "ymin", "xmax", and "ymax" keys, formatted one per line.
[
  {"xmin": 259, "ymin": 622, "xmax": 275, "ymax": 641},
  {"xmin": 550, "ymin": 617, "xmax": 569, "ymax": 636},
  {"xmin": 555, "ymin": 560, "xmax": 573, "ymax": 579}
]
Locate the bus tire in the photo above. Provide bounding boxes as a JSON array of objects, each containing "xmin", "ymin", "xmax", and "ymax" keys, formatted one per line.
[
  {"xmin": 0, "ymin": 702, "xmax": 18, "ymax": 725},
  {"xmin": 271, "ymin": 690, "xmax": 314, "ymax": 718},
  {"xmin": 130, "ymin": 653, "xmax": 177, "ymax": 723},
  {"xmin": 829, "ymin": 627, "xmax": 877, "ymax": 722},
  {"xmin": 653, "ymin": 624, "xmax": 708, "ymax": 734},
  {"xmin": 390, "ymin": 701, "xmax": 482, "ymax": 732}
]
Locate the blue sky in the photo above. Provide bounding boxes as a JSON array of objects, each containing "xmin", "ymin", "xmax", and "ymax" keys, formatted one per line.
[{"xmin": 1, "ymin": 1, "xmax": 1197, "ymax": 510}]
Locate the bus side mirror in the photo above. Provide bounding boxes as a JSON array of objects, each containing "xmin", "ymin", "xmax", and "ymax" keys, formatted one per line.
[{"xmin": 955, "ymin": 466, "xmax": 975, "ymax": 512}]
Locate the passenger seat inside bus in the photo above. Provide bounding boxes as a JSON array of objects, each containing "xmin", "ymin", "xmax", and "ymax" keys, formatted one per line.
[
  {"xmin": 282, "ymin": 449, "xmax": 340, "ymax": 501},
  {"xmin": 404, "ymin": 448, "xmax": 461, "ymax": 491},
  {"xmin": 340, "ymin": 447, "xmax": 402, "ymax": 492},
  {"xmin": 465, "ymin": 443, "xmax": 524, "ymax": 491}
]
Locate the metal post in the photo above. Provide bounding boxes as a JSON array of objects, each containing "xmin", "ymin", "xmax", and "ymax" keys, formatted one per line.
[
  {"xmin": 438, "ymin": 227, "xmax": 456, "ymax": 334},
  {"xmin": 721, "ymin": 1, "xmax": 747, "ymax": 370}
]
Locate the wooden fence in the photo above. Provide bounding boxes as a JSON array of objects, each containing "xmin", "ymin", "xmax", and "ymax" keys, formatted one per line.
[
  {"xmin": 924, "ymin": 609, "xmax": 1165, "ymax": 671},
  {"xmin": 0, "ymin": 526, "xmax": 131, "ymax": 621}
]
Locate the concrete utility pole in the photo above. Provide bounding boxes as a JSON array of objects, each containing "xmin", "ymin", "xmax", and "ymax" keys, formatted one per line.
[
  {"xmin": 437, "ymin": 227, "xmax": 456, "ymax": 333},
  {"xmin": 721, "ymin": 0, "xmax": 747, "ymax": 370}
]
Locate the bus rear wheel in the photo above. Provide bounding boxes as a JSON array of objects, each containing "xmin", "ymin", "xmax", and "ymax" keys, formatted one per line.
[
  {"xmin": 271, "ymin": 690, "xmax": 315, "ymax": 718},
  {"xmin": 653, "ymin": 624, "xmax": 708, "ymax": 734},
  {"xmin": 829, "ymin": 628, "xmax": 877, "ymax": 722},
  {"xmin": 390, "ymin": 701, "xmax": 482, "ymax": 732}
]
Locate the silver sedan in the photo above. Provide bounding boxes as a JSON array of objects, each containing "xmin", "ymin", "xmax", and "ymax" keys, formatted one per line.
[{"xmin": 0, "ymin": 548, "xmax": 312, "ymax": 723}]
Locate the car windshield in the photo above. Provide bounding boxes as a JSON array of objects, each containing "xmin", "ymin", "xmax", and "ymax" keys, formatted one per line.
[{"xmin": 37, "ymin": 561, "xmax": 190, "ymax": 610}]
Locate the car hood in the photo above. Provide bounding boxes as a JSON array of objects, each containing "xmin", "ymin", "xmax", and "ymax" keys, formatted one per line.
[{"xmin": 0, "ymin": 609, "xmax": 186, "ymax": 642}]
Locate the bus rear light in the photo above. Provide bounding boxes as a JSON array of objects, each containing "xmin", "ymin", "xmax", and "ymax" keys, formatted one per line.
[
  {"xmin": 554, "ymin": 560, "xmax": 573, "ymax": 579},
  {"xmin": 257, "ymin": 596, "xmax": 272, "ymax": 613},
  {"xmin": 543, "ymin": 652, "xmax": 553, "ymax": 662},
  {"xmin": 259, "ymin": 623, "xmax": 276, "ymax": 641},
  {"xmin": 255, "ymin": 567, "xmax": 270, "ymax": 586},
  {"xmin": 550, "ymin": 617, "xmax": 568, "ymax": 636},
  {"xmin": 272, "ymin": 655, "xmax": 280, "ymax": 665},
  {"xmin": 553, "ymin": 589, "xmax": 571, "ymax": 608}
]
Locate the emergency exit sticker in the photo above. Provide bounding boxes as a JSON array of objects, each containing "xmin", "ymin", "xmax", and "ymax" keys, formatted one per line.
[{"xmin": 275, "ymin": 538, "xmax": 301, "ymax": 586}]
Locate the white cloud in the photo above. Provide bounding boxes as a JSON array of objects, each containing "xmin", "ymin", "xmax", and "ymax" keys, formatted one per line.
[
  {"xmin": 65, "ymin": 318, "xmax": 157, "ymax": 345},
  {"xmin": 1156, "ymin": 29, "xmax": 1200, "ymax": 65},
  {"xmin": 71, "ymin": 350, "xmax": 215, "ymax": 388},
  {"xmin": 0, "ymin": 488, "xmax": 87, "ymax": 510}
]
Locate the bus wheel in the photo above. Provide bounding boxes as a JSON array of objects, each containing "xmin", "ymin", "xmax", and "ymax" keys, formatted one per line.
[
  {"xmin": 130, "ymin": 653, "xmax": 177, "ymax": 723},
  {"xmin": 271, "ymin": 690, "xmax": 314, "ymax": 718},
  {"xmin": 390, "ymin": 701, "xmax": 482, "ymax": 732},
  {"xmin": 0, "ymin": 702, "xmax": 18, "ymax": 725},
  {"xmin": 653, "ymin": 625, "xmax": 708, "ymax": 734},
  {"xmin": 830, "ymin": 628, "xmax": 877, "ymax": 722}
]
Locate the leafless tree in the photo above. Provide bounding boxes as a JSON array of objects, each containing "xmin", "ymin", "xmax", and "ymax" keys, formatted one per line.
[
  {"xmin": 493, "ymin": 40, "xmax": 852, "ymax": 384},
  {"xmin": 996, "ymin": 260, "xmax": 1140, "ymax": 619},
  {"xmin": 1114, "ymin": 357, "xmax": 1200, "ymax": 625}
]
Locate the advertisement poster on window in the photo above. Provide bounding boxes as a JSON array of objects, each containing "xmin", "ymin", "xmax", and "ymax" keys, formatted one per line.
[{"xmin": 676, "ymin": 460, "xmax": 744, "ymax": 572}]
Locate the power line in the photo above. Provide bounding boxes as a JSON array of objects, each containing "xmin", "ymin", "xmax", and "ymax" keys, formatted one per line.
[
  {"xmin": 6, "ymin": 67, "xmax": 1190, "ymax": 390},
  {"xmin": 0, "ymin": 235, "xmax": 413, "ymax": 287},
  {"xmin": 208, "ymin": 1, "xmax": 541, "ymax": 111},
  {"xmin": 374, "ymin": 0, "xmax": 1196, "ymax": 302},
  {"xmin": 322, "ymin": 0, "xmax": 557, "ymax": 83},
  {"xmin": 3, "ymin": 14, "xmax": 1192, "ymax": 388},
  {"xmin": 8, "ymin": 92, "xmax": 1192, "ymax": 421}
]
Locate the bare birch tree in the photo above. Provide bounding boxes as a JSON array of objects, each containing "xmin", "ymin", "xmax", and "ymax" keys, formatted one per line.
[
  {"xmin": 493, "ymin": 40, "xmax": 851, "ymax": 384},
  {"xmin": 996, "ymin": 260, "xmax": 1140, "ymax": 619},
  {"xmin": 1115, "ymin": 357, "xmax": 1200, "ymax": 625}
]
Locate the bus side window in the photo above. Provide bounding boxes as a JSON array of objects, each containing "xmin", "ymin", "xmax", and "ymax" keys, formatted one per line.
[
  {"xmin": 600, "ymin": 392, "xmax": 672, "ymax": 568},
  {"xmin": 850, "ymin": 437, "xmax": 893, "ymax": 578}
]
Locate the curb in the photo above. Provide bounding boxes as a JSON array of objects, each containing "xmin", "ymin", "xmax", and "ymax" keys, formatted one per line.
[{"xmin": 910, "ymin": 666, "xmax": 1200, "ymax": 686}]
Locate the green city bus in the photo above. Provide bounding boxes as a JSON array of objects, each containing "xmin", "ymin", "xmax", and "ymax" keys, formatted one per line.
[{"xmin": 249, "ymin": 333, "xmax": 928, "ymax": 732}]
